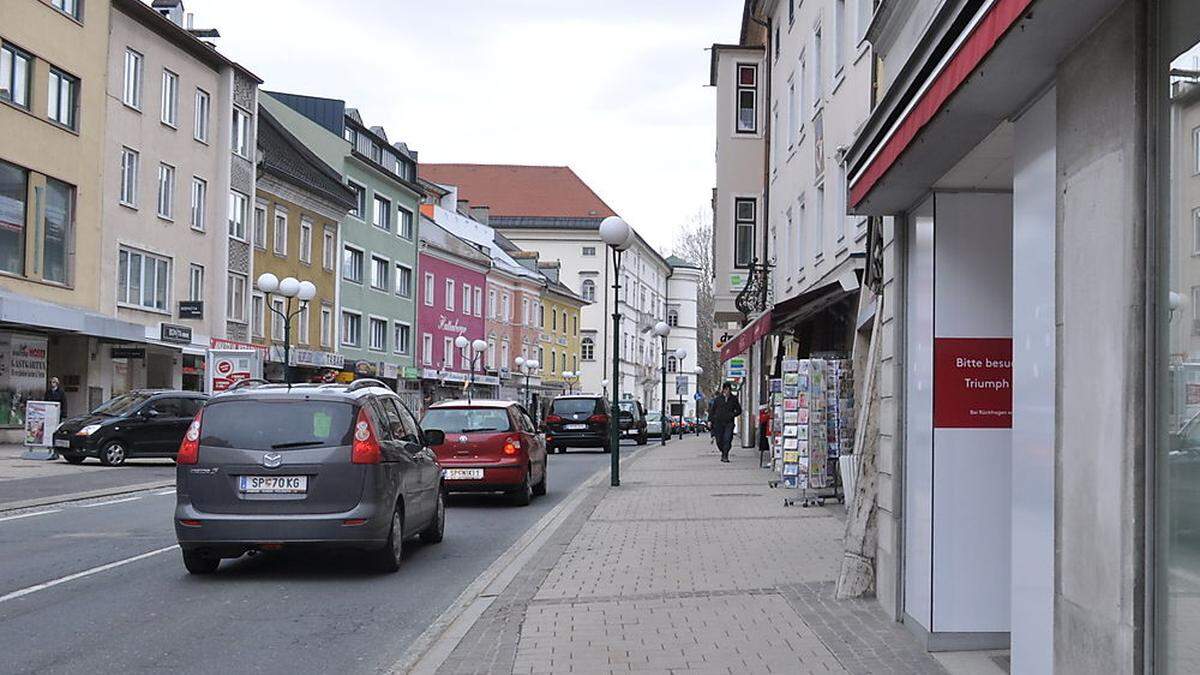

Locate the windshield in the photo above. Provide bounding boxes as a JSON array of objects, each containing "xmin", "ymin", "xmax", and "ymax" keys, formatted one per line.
[
  {"xmin": 646, "ymin": 412, "xmax": 662, "ymax": 422},
  {"xmin": 618, "ymin": 402, "xmax": 639, "ymax": 414},
  {"xmin": 200, "ymin": 400, "xmax": 355, "ymax": 451},
  {"xmin": 552, "ymin": 398, "xmax": 600, "ymax": 416},
  {"xmin": 91, "ymin": 392, "xmax": 153, "ymax": 417},
  {"xmin": 422, "ymin": 408, "xmax": 512, "ymax": 434}
]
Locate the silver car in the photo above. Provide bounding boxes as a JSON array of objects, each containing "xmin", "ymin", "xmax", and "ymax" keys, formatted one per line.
[
  {"xmin": 174, "ymin": 380, "xmax": 445, "ymax": 574},
  {"xmin": 645, "ymin": 411, "xmax": 668, "ymax": 440}
]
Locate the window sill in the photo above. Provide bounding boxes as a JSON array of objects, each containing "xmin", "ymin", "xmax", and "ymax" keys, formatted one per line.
[
  {"xmin": 46, "ymin": 118, "xmax": 79, "ymax": 136},
  {"xmin": 193, "ymin": 136, "xmax": 209, "ymax": 146},
  {"xmin": 190, "ymin": 225, "xmax": 204, "ymax": 233},
  {"xmin": 272, "ymin": 251, "xmax": 288, "ymax": 259},
  {"xmin": 811, "ymin": 103, "xmax": 824, "ymax": 121},
  {"xmin": 117, "ymin": 302, "xmax": 171, "ymax": 317},
  {"xmin": 228, "ymin": 235, "xmax": 249, "ymax": 245},
  {"xmin": 122, "ymin": 102, "xmax": 142, "ymax": 114},
  {"xmin": 0, "ymin": 97, "xmax": 33, "ymax": 117},
  {"xmin": 119, "ymin": 201, "xmax": 138, "ymax": 212},
  {"xmin": 45, "ymin": 3, "xmax": 84, "ymax": 26},
  {"xmin": 343, "ymin": 278, "xmax": 363, "ymax": 286},
  {"xmin": 341, "ymin": 343, "xmax": 361, "ymax": 350},
  {"xmin": 162, "ymin": 120, "xmax": 178, "ymax": 131},
  {"xmin": 830, "ymin": 70, "xmax": 846, "ymax": 96},
  {"xmin": 157, "ymin": 215, "xmax": 174, "ymax": 223},
  {"xmin": 854, "ymin": 41, "xmax": 871, "ymax": 66}
]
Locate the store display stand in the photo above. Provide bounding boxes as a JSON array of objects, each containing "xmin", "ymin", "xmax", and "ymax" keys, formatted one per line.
[{"xmin": 765, "ymin": 357, "xmax": 852, "ymax": 508}]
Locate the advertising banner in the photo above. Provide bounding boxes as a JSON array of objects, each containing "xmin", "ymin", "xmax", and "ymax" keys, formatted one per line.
[
  {"xmin": 23, "ymin": 401, "xmax": 60, "ymax": 447},
  {"xmin": 0, "ymin": 332, "xmax": 48, "ymax": 428},
  {"xmin": 207, "ymin": 349, "xmax": 262, "ymax": 393},
  {"xmin": 933, "ymin": 337, "xmax": 1013, "ymax": 428}
]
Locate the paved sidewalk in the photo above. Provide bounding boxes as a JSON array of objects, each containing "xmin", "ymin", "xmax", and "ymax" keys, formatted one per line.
[
  {"xmin": 434, "ymin": 436, "xmax": 947, "ymax": 675},
  {"xmin": 0, "ymin": 444, "xmax": 174, "ymax": 510}
]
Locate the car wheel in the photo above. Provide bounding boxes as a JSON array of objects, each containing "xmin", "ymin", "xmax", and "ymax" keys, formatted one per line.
[
  {"xmin": 556, "ymin": 446, "xmax": 567, "ymax": 454},
  {"xmin": 511, "ymin": 467, "xmax": 532, "ymax": 506},
  {"xmin": 98, "ymin": 441, "xmax": 127, "ymax": 467},
  {"xmin": 420, "ymin": 490, "xmax": 445, "ymax": 544},
  {"xmin": 637, "ymin": 432, "xmax": 647, "ymax": 446},
  {"xmin": 61, "ymin": 453, "xmax": 85, "ymax": 465},
  {"xmin": 181, "ymin": 550, "xmax": 220, "ymax": 575},
  {"xmin": 532, "ymin": 461, "xmax": 548, "ymax": 497},
  {"xmin": 369, "ymin": 503, "xmax": 405, "ymax": 573}
]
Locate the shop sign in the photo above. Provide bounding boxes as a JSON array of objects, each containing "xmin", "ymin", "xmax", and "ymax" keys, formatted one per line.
[
  {"xmin": 23, "ymin": 401, "xmax": 59, "ymax": 447},
  {"xmin": 0, "ymin": 332, "xmax": 48, "ymax": 428},
  {"xmin": 352, "ymin": 360, "xmax": 379, "ymax": 377},
  {"xmin": 160, "ymin": 323, "xmax": 193, "ymax": 345},
  {"xmin": 207, "ymin": 349, "xmax": 262, "ymax": 393},
  {"xmin": 111, "ymin": 346, "xmax": 146, "ymax": 359},
  {"xmin": 178, "ymin": 301, "xmax": 203, "ymax": 319},
  {"xmin": 437, "ymin": 316, "xmax": 468, "ymax": 335},
  {"xmin": 402, "ymin": 366, "xmax": 420, "ymax": 380},
  {"xmin": 380, "ymin": 362, "xmax": 399, "ymax": 380},
  {"xmin": 289, "ymin": 349, "xmax": 344, "ymax": 369},
  {"xmin": 209, "ymin": 337, "xmax": 269, "ymax": 361},
  {"xmin": 720, "ymin": 311, "xmax": 773, "ymax": 362},
  {"xmin": 729, "ymin": 273, "xmax": 747, "ymax": 290},
  {"xmin": 933, "ymin": 337, "xmax": 1012, "ymax": 429},
  {"xmin": 725, "ymin": 356, "xmax": 746, "ymax": 378}
]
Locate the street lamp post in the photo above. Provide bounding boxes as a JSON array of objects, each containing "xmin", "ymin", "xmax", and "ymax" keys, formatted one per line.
[
  {"xmin": 456, "ymin": 336, "xmax": 488, "ymax": 403},
  {"xmin": 653, "ymin": 321, "xmax": 670, "ymax": 446},
  {"xmin": 256, "ymin": 273, "xmax": 317, "ymax": 385},
  {"xmin": 694, "ymin": 365, "xmax": 704, "ymax": 436},
  {"xmin": 600, "ymin": 216, "xmax": 635, "ymax": 487},
  {"xmin": 514, "ymin": 357, "xmax": 539, "ymax": 412},
  {"xmin": 674, "ymin": 347, "xmax": 688, "ymax": 439},
  {"xmin": 562, "ymin": 370, "xmax": 580, "ymax": 394}
]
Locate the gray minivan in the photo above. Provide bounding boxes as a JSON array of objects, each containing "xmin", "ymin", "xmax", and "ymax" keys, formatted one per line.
[{"xmin": 174, "ymin": 380, "xmax": 445, "ymax": 574}]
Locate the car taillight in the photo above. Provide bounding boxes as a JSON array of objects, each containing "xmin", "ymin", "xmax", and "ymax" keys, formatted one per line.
[
  {"xmin": 351, "ymin": 407, "xmax": 381, "ymax": 464},
  {"xmin": 546, "ymin": 414, "xmax": 564, "ymax": 424},
  {"xmin": 503, "ymin": 436, "xmax": 520, "ymax": 455},
  {"xmin": 588, "ymin": 414, "xmax": 609, "ymax": 424},
  {"xmin": 177, "ymin": 409, "xmax": 203, "ymax": 465}
]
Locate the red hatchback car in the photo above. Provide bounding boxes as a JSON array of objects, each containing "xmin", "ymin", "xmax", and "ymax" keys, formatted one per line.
[{"xmin": 421, "ymin": 400, "xmax": 547, "ymax": 505}]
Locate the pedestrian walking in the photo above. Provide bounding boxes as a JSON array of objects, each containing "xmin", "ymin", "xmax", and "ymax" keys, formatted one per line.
[
  {"xmin": 708, "ymin": 382, "xmax": 742, "ymax": 463},
  {"xmin": 757, "ymin": 404, "xmax": 771, "ymax": 467},
  {"xmin": 44, "ymin": 376, "xmax": 67, "ymax": 418}
]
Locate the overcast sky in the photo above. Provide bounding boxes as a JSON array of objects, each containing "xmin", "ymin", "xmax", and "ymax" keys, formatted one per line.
[{"xmin": 194, "ymin": 0, "xmax": 741, "ymax": 254}]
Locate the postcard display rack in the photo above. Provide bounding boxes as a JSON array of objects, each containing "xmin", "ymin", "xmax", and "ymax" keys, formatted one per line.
[{"xmin": 768, "ymin": 358, "xmax": 853, "ymax": 507}]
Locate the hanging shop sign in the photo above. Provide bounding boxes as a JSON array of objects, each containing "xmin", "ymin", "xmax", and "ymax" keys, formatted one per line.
[
  {"xmin": 111, "ymin": 346, "xmax": 145, "ymax": 359},
  {"xmin": 933, "ymin": 337, "xmax": 1012, "ymax": 429},
  {"xmin": 178, "ymin": 301, "xmax": 204, "ymax": 319},
  {"xmin": 160, "ymin": 323, "xmax": 193, "ymax": 345}
]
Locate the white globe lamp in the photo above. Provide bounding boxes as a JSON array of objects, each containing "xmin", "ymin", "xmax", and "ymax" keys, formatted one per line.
[
  {"xmin": 256, "ymin": 272, "xmax": 279, "ymax": 294},
  {"xmin": 278, "ymin": 276, "xmax": 300, "ymax": 298}
]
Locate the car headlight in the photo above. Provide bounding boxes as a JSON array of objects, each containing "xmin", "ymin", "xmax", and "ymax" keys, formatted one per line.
[{"xmin": 76, "ymin": 424, "xmax": 102, "ymax": 436}]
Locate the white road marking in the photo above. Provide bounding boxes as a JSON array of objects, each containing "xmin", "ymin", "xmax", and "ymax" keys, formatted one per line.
[
  {"xmin": 153, "ymin": 489, "xmax": 176, "ymax": 496},
  {"xmin": 78, "ymin": 497, "xmax": 140, "ymax": 508},
  {"xmin": 0, "ymin": 509, "xmax": 63, "ymax": 523},
  {"xmin": 0, "ymin": 545, "xmax": 178, "ymax": 605}
]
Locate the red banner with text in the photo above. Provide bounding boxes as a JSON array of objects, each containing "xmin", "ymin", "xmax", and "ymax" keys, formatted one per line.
[{"xmin": 933, "ymin": 337, "xmax": 1012, "ymax": 429}]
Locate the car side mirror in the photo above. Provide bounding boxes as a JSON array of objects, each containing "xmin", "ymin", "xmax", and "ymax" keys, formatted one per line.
[{"xmin": 422, "ymin": 429, "xmax": 445, "ymax": 447}]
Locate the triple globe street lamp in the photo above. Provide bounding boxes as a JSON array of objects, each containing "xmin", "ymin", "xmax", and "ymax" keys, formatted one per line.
[
  {"xmin": 562, "ymin": 370, "xmax": 580, "ymax": 394},
  {"xmin": 599, "ymin": 216, "xmax": 636, "ymax": 487},
  {"xmin": 513, "ymin": 356, "xmax": 539, "ymax": 413},
  {"xmin": 256, "ymin": 273, "xmax": 317, "ymax": 385}
]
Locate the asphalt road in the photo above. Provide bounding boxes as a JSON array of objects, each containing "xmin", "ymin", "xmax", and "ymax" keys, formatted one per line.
[{"xmin": 0, "ymin": 447, "xmax": 619, "ymax": 675}]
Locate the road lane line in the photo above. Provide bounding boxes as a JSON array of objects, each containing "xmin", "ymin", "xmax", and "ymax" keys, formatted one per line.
[
  {"xmin": 0, "ymin": 545, "xmax": 178, "ymax": 605},
  {"xmin": 0, "ymin": 509, "xmax": 63, "ymax": 523},
  {"xmin": 78, "ymin": 497, "xmax": 141, "ymax": 508},
  {"xmin": 154, "ymin": 489, "xmax": 176, "ymax": 496}
]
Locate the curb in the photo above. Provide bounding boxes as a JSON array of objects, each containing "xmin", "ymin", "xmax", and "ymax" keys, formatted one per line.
[
  {"xmin": 391, "ymin": 444, "xmax": 654, "ymax": 675},
  {"xmin": 0, "ymin": 480, "xmax": 175, "ymax": 513}
]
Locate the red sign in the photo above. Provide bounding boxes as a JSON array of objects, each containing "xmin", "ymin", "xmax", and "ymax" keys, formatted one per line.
[
  {"xmin": 933, "ymin": 337, "xmax": 1012, "ymax": 429},
  {"xmin": 720, "ymin": 312, "xmax": 773, "ymax": 363}
]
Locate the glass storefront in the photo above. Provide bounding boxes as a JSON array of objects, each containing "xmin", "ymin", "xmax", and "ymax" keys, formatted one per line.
[{"xmin": 1159, "ymin": 1, "xmax": 1200, "ymax": 671}]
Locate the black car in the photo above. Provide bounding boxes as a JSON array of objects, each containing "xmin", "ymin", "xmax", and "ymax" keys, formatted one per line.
[
  {"xmin": 53, "ymin": 390, "xmax": 208, "ymax": 466},
  {"xmin": 544, "ymin": 395, "xmax": 613, "ymax": 453},
  {"xmin": 617, "ymin": 400, "xmax": 648, "ymax": 445},
  {"xmin": 174, "ymin": 379, "xmax": 446, "ymax": 574}
]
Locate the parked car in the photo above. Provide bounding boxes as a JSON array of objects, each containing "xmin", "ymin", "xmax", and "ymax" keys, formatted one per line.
[
  {"xmin": 53, "ymin": 390, "xmax": 208, "ymax": 466},
  {"xmin": 617, "ymin": 400, "xmax": 649, "ymax": 445},
  {"xmin": 421, "ymin": 400, "xmax": 547, "ymax": 505},
  {"xmin": 645, "ymin": 411, "xmax": 668, "ymax": 440},
  {"xmin": 544, "ymin": 395, "xmax": 613, "ymax": 453},
  {"xmin": 173, "ymin": 379, "xmax": 446, "ymax": 575}
]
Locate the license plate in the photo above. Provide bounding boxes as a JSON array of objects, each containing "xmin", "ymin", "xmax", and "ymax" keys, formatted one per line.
[
  {"xmin": 238, "ymin": 475, "xmax": 308, "ymax": 493},
  {"xmin": 54, "ymin": 439, "xmax": 70, "ymax": 448},
  {"xmin": 443, "ymin": 468, "xmax": 484, "ymax": 480},
  {"xmin": 565, "ymin": 424, "xmax": 587, "ymax": 430}
]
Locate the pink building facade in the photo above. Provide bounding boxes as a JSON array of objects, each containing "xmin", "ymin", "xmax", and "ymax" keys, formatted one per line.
[{"xmin": 485, "ymin": 270, "xmax": 543, "ymax": 399}]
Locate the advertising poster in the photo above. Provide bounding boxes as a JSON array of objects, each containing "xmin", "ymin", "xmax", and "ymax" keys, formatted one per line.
[
  {"xmin": 23, "ymin": 401, "xmax": 60, "ymax": 447},
  {"xmin": 207, "ymin": 349, "xmax": 262, "ymax": 393},
  {"xmin": 0, "ymin": 332, "xmax": 48, "ymax": 428}
]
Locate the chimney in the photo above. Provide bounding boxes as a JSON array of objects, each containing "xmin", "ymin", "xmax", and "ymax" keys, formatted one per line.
[
  {"xmin": 537, "ymin": 260, "xmax": 562, "ymax": 283},
  {"xmin": 457, "ymin": 198, "xmax": 470, "ymax": 217},
  {"xmin": 152, "ymin": 0, "xmax": 185, "ymax": 26},
  {"xmin": 186, "ymin": 12, "xmax": 194, "ymax": 29},
  {"xmin": 470, "ymin": 205, "xmax": 490, "ymax": 226}
]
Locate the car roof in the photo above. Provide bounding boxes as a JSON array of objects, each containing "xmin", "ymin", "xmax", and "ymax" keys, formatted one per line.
[
  {"xmin": 211, "ymin": 381, "xmax": 396, "ymax": 403},
  {"xmin": 127, "ymin": 389, "xmax": 207, "ymax": 398},
  {"xmin": 554, "ymin": 394, "xmax": 605, "ymax": 400},
  {"xmin": 428, "ymin": 399, "xmax": 518, "ymax": 409}
]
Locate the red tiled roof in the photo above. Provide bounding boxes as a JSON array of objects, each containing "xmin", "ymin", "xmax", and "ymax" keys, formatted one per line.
[{"xmin": 420, "ymin": 164, "xmax": 618, "ymax": 219}]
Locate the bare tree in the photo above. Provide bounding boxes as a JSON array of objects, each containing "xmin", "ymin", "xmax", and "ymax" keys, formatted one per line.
[{"xmin": 670, "ymin": 210, "xmax": 720, "ymax": 399}]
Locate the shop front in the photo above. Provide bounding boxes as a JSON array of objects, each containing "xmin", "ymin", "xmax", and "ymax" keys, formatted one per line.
[{"xmin": 419, "ymin": 368, "xmax": 500, "ymax": 408}]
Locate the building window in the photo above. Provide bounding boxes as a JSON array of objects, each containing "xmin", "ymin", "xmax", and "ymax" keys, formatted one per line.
[
  {"xmin": 117, "ymin": 246, "xmax": 169, "ymax": 311},
  {"xmin": 667, "ymin": 308, "xmax": 679, "ymax": 327},
  {"xmin": 582, "ymin": 246, "xmax": 596, "ymax": 256},
  {"xmin": 422, "ymin": 333, "xmax": 433, "ymax": 365},
  {"xmin": 161, "ymin": 69, "xmax": 178, "ymax": 127},
  {"xmin": 369, "ymin": 317, "xmax": 387, "ymax": 352},
  {"xmin": 0, "ymin": 44, "xmax": 32, "ymax": 109},
  {"xmin": 582, "ymin": 336, "xmax": 595, "ymax": 361},
  {"xmin": 341, "ymin": 311, "xmax": 361, "ymax": 347},
  {"xmin": 251, "ymin": 293, "xmax": 265, "ymax": 338},
  {"xmin": 572, "ymin": 314, "xmax": 578, "ymax": 336},
  {"xmin": 473, "ymin": 287, "xmax": 482, "ymax": 316},
  {"xmin": 0, "ymin": 161, "xmax": 25, "ymax": 276},
  {"xmin": 188, "ymin": 263, "xmax": 204, "ymax": 302},
  {"xmin": 399, "ymin": 206, "xmax": 414, "ymax": 239},
  {"xmin": 348, "ymin": 181, "xmax": 366, "ymax": 219},
  {"xmin": 500, "ymin": 341, "xmax": 510, "ymax": 369},
  {"xmin": 502, "ymin": 293, "xmax": 511, "ymax": 321},
  {"xmin": 394, "ymin": 323, "xmax": 411, "ymax": 355},
  {"xmin": 323, "ymin": 228, "xmax": 336, "ymax": 270},
  {"xmin": 774, "ymin": 25, "xmax": 780, "ymax": 60},
  {"xmin": 372, "ymin": 194, "xmax": 391, "ymax": 231},
  {"xmin": 1193, "ymin": 208, "xmax": 1200, "ymax": 256},
  {"xmin": 834, "ymin": 0, "xmax": 847, "ymax": 74},
  {"xmin": 734, "ymin": 198, "xmax": 756, "ymax": 268},
  {"xmin": 189, "ymin": 177, "xmax": 206, "ymax": 231},
  {"xmin": 787, "ymin": 76, "xmax": 798, "ymax": 150},
  {"xmin": 122, "ymin": 48, "xmax": 143, "ymax": 109},
  {"xmin": 443, "ymin": 337, "xmax": 454, "ymax": 367},
  {"xmin": 47, "ymin": 68, "xmax": 77, "ymax": 130},
  {"xmin": 539, "ymin": 302, "xmax": 545, "ymax": 327},
  {"xmin": 228, "ymin": 191, "xmax": 248, "ymax": 240},
  {"xmin": 320, "ymin": 306, "xmax": 333, "ymax": 347},
  {"xmin": 552, "ymin": 308, "xmax": 558, "ymax": 331},
  {"xmin": 396, "ymin": 264, "xmax": 413, "ymax": 298},
  {"xmin": 463, "ymin": 284, "xmax": 472, "ymax": 315},
  {"xmin": 581, "ymin": 278, "xmax": 596, "ymax": 302},
  {"xmin": 119, "ymin": 148, "xmax": 138, "ymax": 207},
  {"xmin": 487, "ymin": 338, "xmax": 496, "ymax": 369},
  {"xmin": 667, "ymin": 356, "xmax": 678, "ymax": 373},
  {"xmin": 855, "ymin": 0, "xmax": 873, "ymax": 43},
  {"xmin": 156, "ymin": 163, "xmax": 175, "ymax": 220},
  {"xmin": 371, "ymin": 255, "xmax": 389, "ymax": 291},
  {"xmin": 343, "ymin": 246, "xmax": 364, "ymax": 284},
  {"xmin": 42, "ymin": 177, "xmax": 73, "ymax": 284},
  {"xmin": 270, "ymin": 297, "xmax": 285, "ymax": 341},
  {"xmin": 226, "ymin": 273, "xmax": 246, "ymax": 321},
  {"xmin": 445, "ymin": 279, "xmax": 456, "ymax": 311},
  {"xmin": 194, "ymin": 89, "xmax": 210, "ymax": 142},
  {"xmin": 814, "ymin": 184, "xmax": 825, "ymax": 259},
  {"xmin": 551, "ymin": 351, "xmax": 557, "ymax": 373},
  {"xmin": 299, "ymin": 218, "xmax": 312, "ymax": 263},
  {"xmin": 812, "ymin": 26, "xmax": 823, "ymax": 106},
  {"xmin": 51, "ymin": 0, "xmax": 80, "ymax": 20},
  {"xmin": 488, "ymin": 289, "xmax": 497, "ymax": 318},
  {"xmin": 424, "ymin": 272, "xmax": 435, "ymax": 306},
  {"xmin": 232, "ymin": 107, "xmax": 251, "ymax": 158},
  {"xmin": 736, "ymin": 64, "xmax": 757, "ymax": 134},
  {"xmin": 297, "ymin": 303, "xmax": 310, "ymax": 344},
  {"xmin": 272, "ymin": 208, "xmax": 287, "ymax": 255}
]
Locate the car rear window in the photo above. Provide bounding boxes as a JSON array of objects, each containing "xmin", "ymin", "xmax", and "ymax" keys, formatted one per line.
[
  {"xmin": 422, "ymin": 408, "xmax": 512, "ymax": 434},
  {"xmin": 552, "ymin": 398, "xmax": 601, "ymax": 416},
  {"xmin": 200, "ymin": 400, "xmax": 355, "ymax": 451}
]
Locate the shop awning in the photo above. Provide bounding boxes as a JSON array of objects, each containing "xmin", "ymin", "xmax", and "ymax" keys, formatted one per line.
[
  {"xmin": 0, "ymin": 290, "xmax": 146, "ymax": 342},
  {"xmin": 719, "ymin": 311, "xmax": 772, "ymax": 363}
]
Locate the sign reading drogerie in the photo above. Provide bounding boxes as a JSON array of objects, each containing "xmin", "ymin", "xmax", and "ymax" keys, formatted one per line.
[{"xmin": 933, "ymin": 337, "xmax": 1012, "ymax": 428}]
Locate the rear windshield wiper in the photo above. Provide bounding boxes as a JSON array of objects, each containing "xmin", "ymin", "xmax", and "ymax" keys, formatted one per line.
[{"xmin": 270, "ymin": 440, "xmax": 326, "ymax": 450}]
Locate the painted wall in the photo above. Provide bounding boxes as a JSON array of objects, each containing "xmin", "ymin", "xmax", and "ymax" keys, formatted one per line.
[{"xmin": 417, "ymin": 252, "xmax": 485, "ymax": 374}]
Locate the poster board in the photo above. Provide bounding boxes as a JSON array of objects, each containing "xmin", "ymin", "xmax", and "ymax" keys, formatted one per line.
[
  {"xmin": 24, "ymin": 401, "xmax": 60, "ymax": 447},
  {"xmin": 206, "ymin": 349, "xmax": 262, "ymax": 393}
]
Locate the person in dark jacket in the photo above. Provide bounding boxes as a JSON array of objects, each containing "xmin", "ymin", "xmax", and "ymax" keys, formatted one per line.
[
  {"xmin": 44, "ymin": 377, "xmax": 67, "ymax": 418},
  {"xmin": 708, "ymin": 382, "xmax": 742, "ymax": 463}
]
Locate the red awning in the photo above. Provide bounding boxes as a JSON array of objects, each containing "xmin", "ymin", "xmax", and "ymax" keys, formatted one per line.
[{"xmin": 719, "ymin": 311, "xmax": 772, "ymax": 363}]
